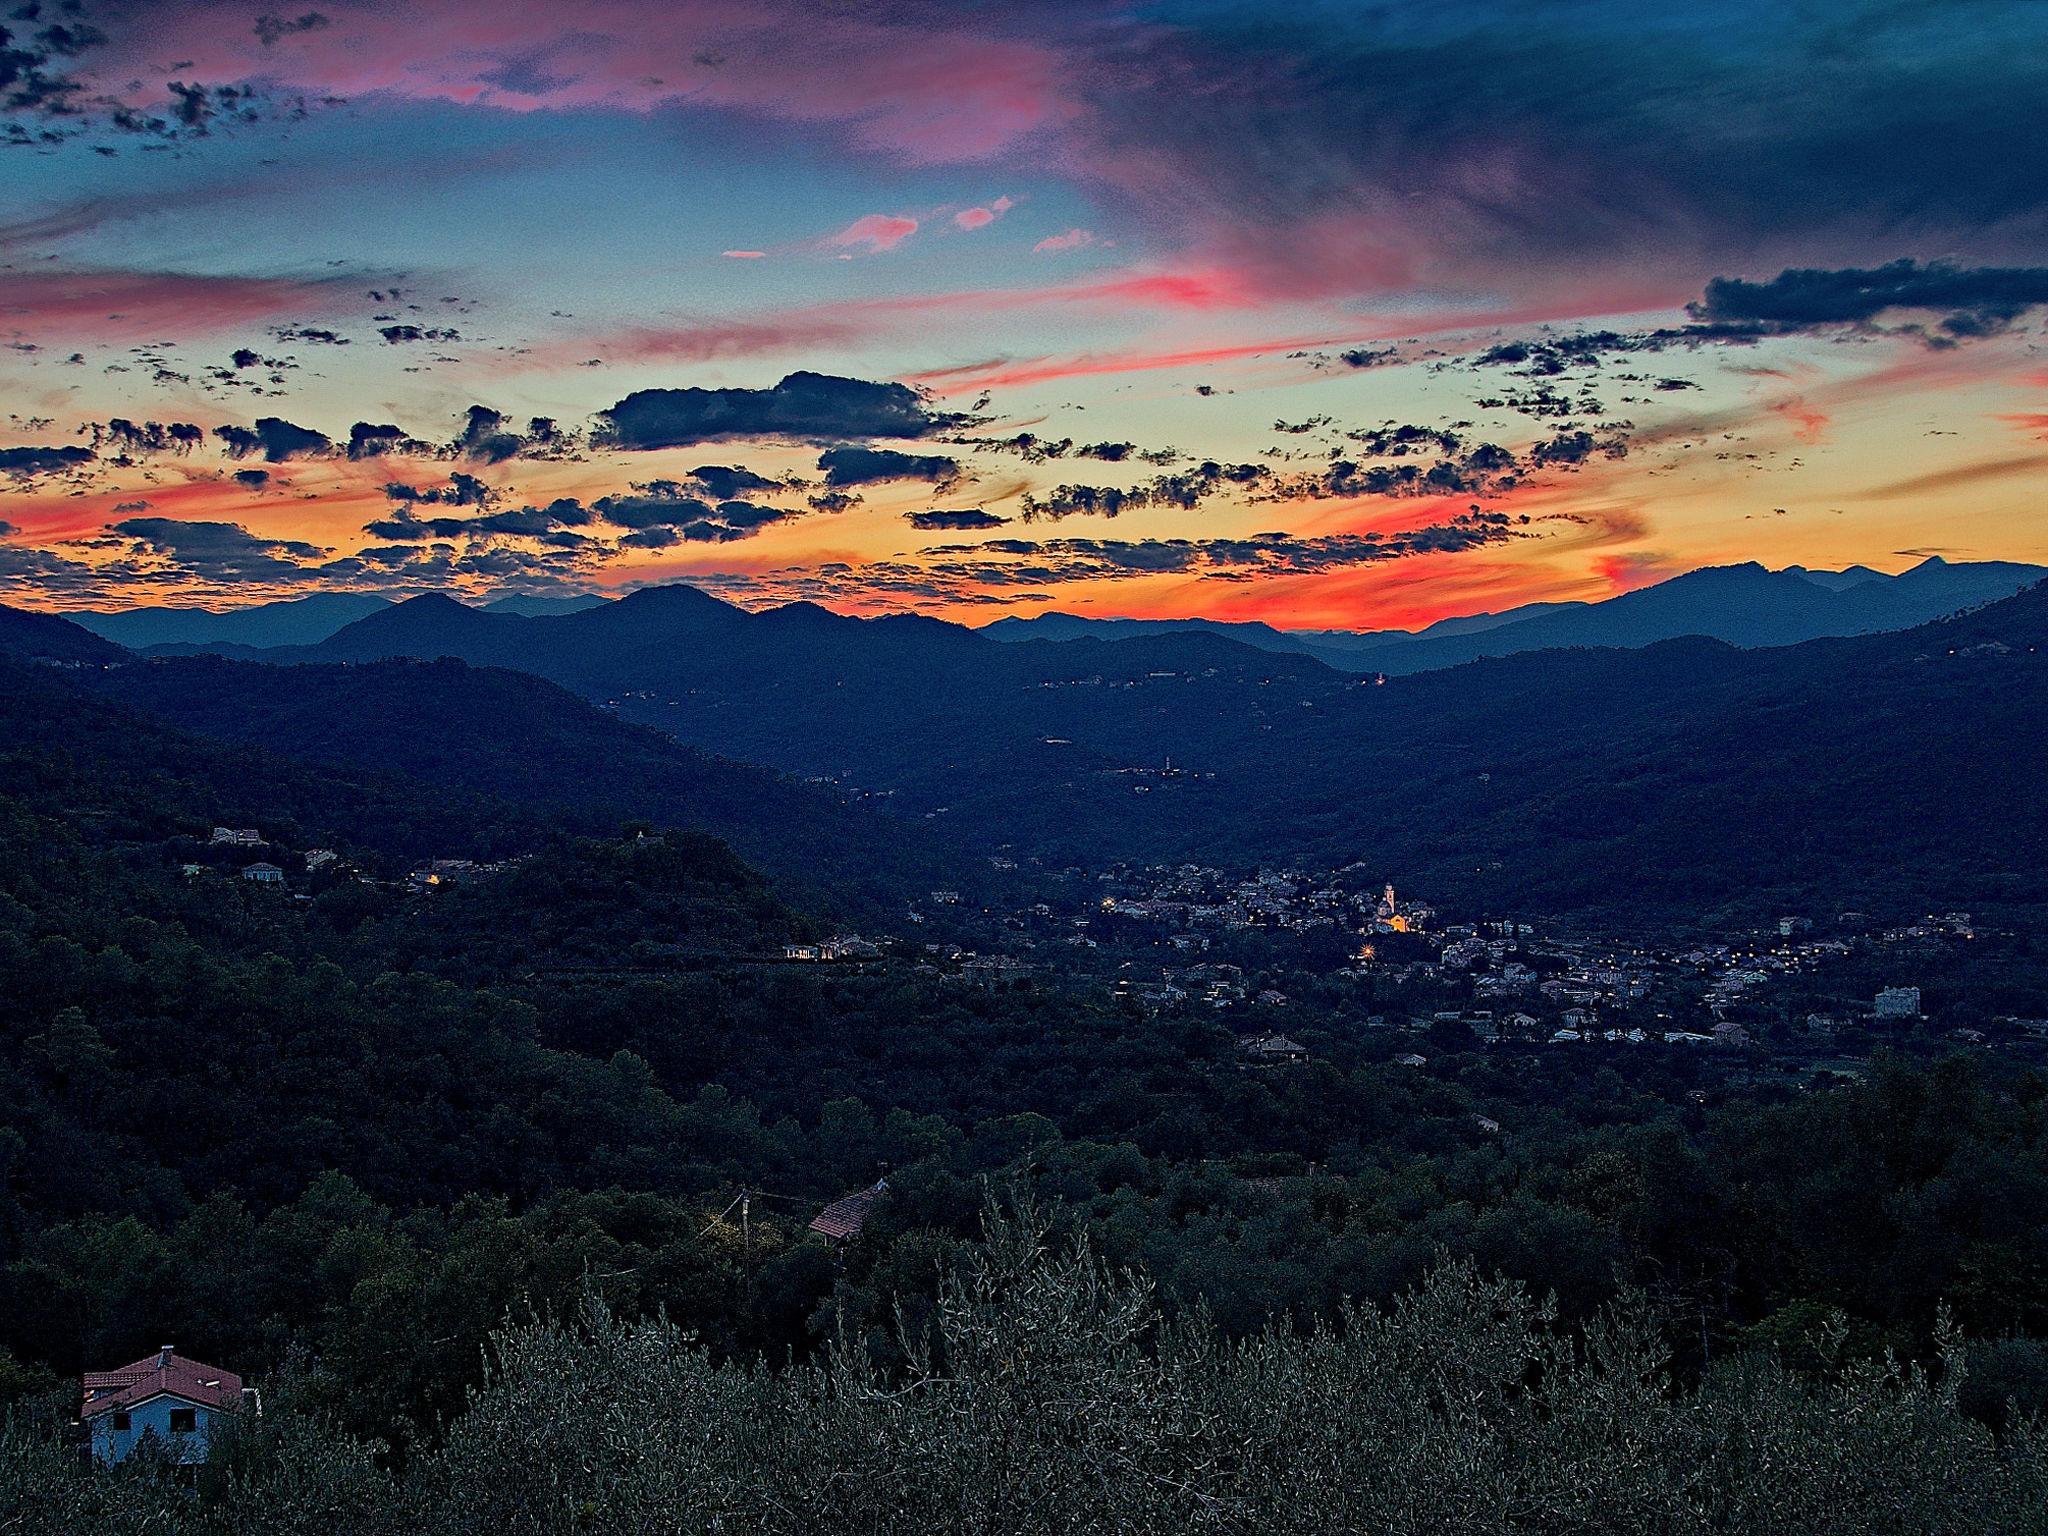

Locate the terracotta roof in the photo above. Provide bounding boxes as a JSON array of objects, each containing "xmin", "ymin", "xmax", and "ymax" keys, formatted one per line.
[
  {"xmin": 809, "ymin": 1180, "xmax": 888, "ymax": 1242},
  {"xmin": 82, "ymin": 1350, "xmax": 243, "ymax": 1418}
]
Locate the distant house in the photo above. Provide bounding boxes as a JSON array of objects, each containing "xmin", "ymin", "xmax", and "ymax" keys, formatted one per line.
[
  {"xmin": 81, "ymin": 1347, "xmax": 245, "ymax": 1467},
  {"xmin": 1874, "ymin": 986, "xmax": 1922, "ymax": 1019},
  {"xmin": 210, "ymin": 827, "xmax": 263, "ymax": 847},
  {"xmin": 1238, "ymin": 1032, "xmax": 1309, "ymax": 1067},
  {"xmin": 304, "ymin": 848, "xmax": 339, "ymax": 872},
  {"xmin": 240, "ymin": 862, "xmax": 284, "ymax": 884},
  {"xmin": 810, "ymin": 1180, "xmax": 888, "ymax": 1245},
  {"xmin": 1396, "ymin": 1052, "xmax": 1429, "ymax": 1068}
]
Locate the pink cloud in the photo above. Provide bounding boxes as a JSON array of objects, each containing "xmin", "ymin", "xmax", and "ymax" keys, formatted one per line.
[
  {"xmin": 0, "ymin": 268, "xmax": 356, "ymax": 342},
  {"xmin": 1768, "ymin": 397, "xmax": 1830, "ymax": 444},
  {"xmin": 521, "ymin": 262, "xmax": 1273, "ymax": 370},
  {"xmin": 1033, "ymin": 228, "xmax": 1096, "ymax": 254},
  {"xmin": 953, "ymin": 195, "xmax": 1014, "ymax": 231},
  {"xmin": 78, "ymin": 2, "xmax": 1077, "ymax": 167},
  {"xmin": 722, "ymin": 250, "xmax": 767, "ymax": 259},
  {"xmin": 829, "ymin": 213, "xmax": 920, "ymax": 253}
]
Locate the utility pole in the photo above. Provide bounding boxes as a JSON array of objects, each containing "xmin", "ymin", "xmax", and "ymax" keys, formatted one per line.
[{"xmin": 741, "ymin": 1189, "xmax": 751, "ymax": 1257}]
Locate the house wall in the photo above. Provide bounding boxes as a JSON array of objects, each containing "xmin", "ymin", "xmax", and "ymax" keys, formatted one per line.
[{"xmin": 89, "ymin": 1396, "xmax": 224, "ymax": 1466}]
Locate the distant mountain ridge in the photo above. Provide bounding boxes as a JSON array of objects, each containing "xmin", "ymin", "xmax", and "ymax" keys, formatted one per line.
[
  {"xmin": 74, "ymin": 592, "xmax": 402, "ymax": 650},
  {"xmin": 981, "ymin": 558, "xmax": 2047, "ymax": 674},
  {"xmin": 71, "ymin": 590, "xmax": 616, "ymax": 650},
  {"xmin": 64, "ymin": 555, "xmax": 2034, "ymax": 672}
]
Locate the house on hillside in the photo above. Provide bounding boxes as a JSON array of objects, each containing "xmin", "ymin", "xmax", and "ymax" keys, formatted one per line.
[
  {"xmin": 810, "ymin": 1180, "xmax": 888, "ymax": 1246},
  {"xmin": 240, "ymin": 862, "xmax": 284, "ymax": 885},
  {"xmin": 1238, "ymin": 1033, "xmax": 1309, "ymax": 1067},
  {"xmin": 210, "ymin": 827, "xmax": 263, "ymax": 847},
  {"xmin": 81, "ymin": 1347, "xmax": 247, "ymax": 1466}
]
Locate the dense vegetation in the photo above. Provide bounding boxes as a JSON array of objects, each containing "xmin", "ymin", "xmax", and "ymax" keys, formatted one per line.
[
  {"xmin": 5, "ymin": 1213, "xmax": 2044, "ymax": 1534},
  {"xmin": 4, "ymin": 631, "xmax": 2048, "ymax": 1528}
]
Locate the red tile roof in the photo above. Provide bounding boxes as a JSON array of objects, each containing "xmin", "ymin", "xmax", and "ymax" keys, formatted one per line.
[
  {"xmin": 809, "ymin": 1180, "xmax": 888, "ymax": 1242},
  {"xmin": 82, "ymin": 1350, "xmax": 243, "ymax": 1418}
]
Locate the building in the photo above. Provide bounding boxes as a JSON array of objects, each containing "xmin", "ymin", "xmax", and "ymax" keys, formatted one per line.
[
  {"xmin": 304, "ymin": 849, "xmax": 339, "ymax": 872},
  {"xmin": 1238, "ymin": 1032, "xmax": 1309, "ymax": 1067},
  {"xmin": 1874, "ymin": 986, "xmax": 1922, "ymax": 1019},
  {"xmin": 210, "ymin": 827, "xmax": 262, "ymax": 846},
  {"xmin": 81, "ymin": 1347, "xmax": 245, "ymax": 1466},
  {"xmin": 809, "ymin": 1180, "xmax": 888, "ymax": 1245},
  {"xmin": 240, "ymin": 862, "xmax": 284, "ymax": 884}
]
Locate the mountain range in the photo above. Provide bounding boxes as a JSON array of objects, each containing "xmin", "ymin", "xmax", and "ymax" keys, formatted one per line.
[
  {"xmin": 54, "ymin": 556, "xmax": 2043, "ymax": 674},
  {"xmin": 984, "ymin": 558, "xmax": 2046, "ymax": 673},
  {"xmin": 69, "ymin": 590, "xmax": 614, "ymax": 651},
  {"xmin": 14, "ymin": 562, "xmax": 2042, "ymax": 924}
]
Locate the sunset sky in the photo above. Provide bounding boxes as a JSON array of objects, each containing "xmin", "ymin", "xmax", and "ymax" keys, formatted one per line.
[{"xmin": 3, "ymin": 0, "xmax": 2047, "ymax": 628}]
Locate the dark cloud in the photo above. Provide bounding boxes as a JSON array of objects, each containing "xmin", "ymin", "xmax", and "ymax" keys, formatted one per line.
[
  {"xmin": 347, "ymin": 422, "xmax": 434, "ymax": 460},
  {"xmin": 233, "ymin": 469, "xmax": 270, "ymax": 489},
  {"xmin": 590, "ymin": 480, "xmax": 798, "ymax": 543},
  {"xmin": 1021, "ymin": 461, "xmax": 1271, "ymax": 521},
  {"xmin": 596, "ymin": 371, "xmax": 956, "ymax": 450},
  {"xmin": 0, "ymin": 444, "xmax": 94, "ymax": 478},
  {"xmin": 0, "ymin": 17, "xmax": 101, "ymax": 123},
  {"xmin": 272, "ymin": 326, "xmax": 350, "ymax": 346},
  {"xmin": 818, "ymin": 445, "xmax": 962, "ymax": 487},
  {"xmin": 213, "ymin": 417, "xmax": 332, "ymax": 462},
  {"xmin": 928, "ymin": 511, "xmax": 1526, "ymax": 584},
  {"xmin": 367, "ymin": 497, "xmax": 594, "ymax": 542},
  {"xmin": 90, "ymin": 419, "xmax": 205, "ymax": 456},
  {"xmin": 1076, "ymin": 4, "xmax": 2048, "ymax": 301},
  {"xmin": 379, "ymin": 324, "xmax": 460, "ymax": 344},
  {"xmin": 685, "ymin": 464, "xmax": 789, "ymax": 500},
  {"xmin": 384, "ymin": 472, "xmax": 495, "ymax": 508},
  {"xmin": 970, "ymin": 432, "xmax": 1178, "ymax": 466},
  {"xmin": 908, "ymin": 508, "xmax": 1010, "ymax": 531},
  {"xmin": 452, "ymin": 405, "xmax": 569, "ymax": 463},
  {"xmin": 255, "ymin": 12, "xmax": 331, "ymax": 47},
  {"xmin": 109, "ymin": 516, "xmax": 329, "ymax": 581},
  {"xmin": 1688, "ymin": 259, "xmax": 2048, "ymax": 341}
]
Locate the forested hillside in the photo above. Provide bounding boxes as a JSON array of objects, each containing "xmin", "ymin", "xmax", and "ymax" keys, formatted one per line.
[
  {"xmin": 191, "ymin": 580, "xmax": 2048, "ymax": 925},
  {"xmin": 81, "ymin": 652, "xmax": 997, "ymax": 915},
  {"xmin": 2, "ymin": 653, "xmax": 2048, "ymax": 1500}
]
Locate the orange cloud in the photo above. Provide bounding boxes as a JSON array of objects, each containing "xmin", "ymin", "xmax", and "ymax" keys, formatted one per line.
[{"xmin": 1768, "ymin": 398, "xmax": 1830, "ymax": 444}]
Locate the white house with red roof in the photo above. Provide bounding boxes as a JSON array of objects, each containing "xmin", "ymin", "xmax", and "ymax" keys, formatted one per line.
[{"xmin": 81, "ymin": 1346, "xmax": 246, "ymax": 1466}]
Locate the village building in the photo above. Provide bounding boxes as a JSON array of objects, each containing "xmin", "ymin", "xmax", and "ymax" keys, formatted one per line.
[
  {"xmin": 1237, "ymin": 1033, "xmax": 1309, "ymax": 1067},
  {"xmin": 81, "ymin": 1348, "xmax": 246, "ymax": 1467}
]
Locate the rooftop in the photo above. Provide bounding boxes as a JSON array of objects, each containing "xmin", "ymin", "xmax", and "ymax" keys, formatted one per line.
[{"xmin": 82, "ymin": 1349, "xmax": 243, "ymax": 1419}]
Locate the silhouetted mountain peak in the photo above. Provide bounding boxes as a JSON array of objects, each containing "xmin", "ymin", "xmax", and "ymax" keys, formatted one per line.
[{"xmin": 0, "ymin": 602, "xmax": 129, "ymax": 664}]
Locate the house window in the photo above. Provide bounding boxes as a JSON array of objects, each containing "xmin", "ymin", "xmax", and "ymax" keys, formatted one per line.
[
  {"xmin": 111, "ymin": 1412, "xmax": 131, "ymax": 1432},
  {"xmin": 168, "ymin": 1408, "xmax": 197, "ymax": 1434}
]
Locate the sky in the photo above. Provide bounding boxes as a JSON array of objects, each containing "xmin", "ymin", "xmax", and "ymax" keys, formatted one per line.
[{"xmin": 2, "ymin": 0, "xmax": 2047, "ymax": 630}]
